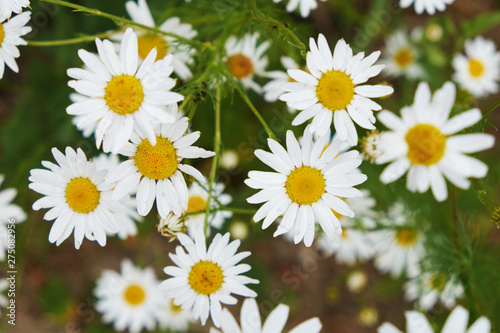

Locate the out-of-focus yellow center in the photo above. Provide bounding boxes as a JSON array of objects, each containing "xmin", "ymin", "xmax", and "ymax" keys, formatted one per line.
[
  {"xmin": 123, "ymin": 284, "xmax": 146, "ymax": 306},
  {"xmin": 228, "ymin": 54, "xmax": 254, "ymax": 79},
  {"xmin": 170, "ymin": 300, "xmax": 183, "ymax": 313},
  {"xmin": 316, "ymin": 70, "xmax": 354, "ymax": 111},
  {"xmin": 430, "ymin": 273, "xmax": 448, "ymax": 291},
  {"xmin": 468, "ymin": 58, "xmax": 485, "ymax": 78},
  {"xmin": 137, "ymin": 34, "xmax": 169, "ymax": 60},
  {"xmin": 186, "ymin": 195, "xmax": 207, "ymax": 215},
  {"xmin": 105, "ymin": 75, "xmax": 144, "ymax": 115},
  {"xmin": 285, "ymin": 166, "xmax": 326, "ymax": 205},
  {"xmin": 135, "ymin": 137, "xmax": 178, "ymax": 180},
  {"xmin": 405, "ymin": 124, "xmax": 446, "ymax": 166},
  {"xmin": 65, "ymin": 178, "xmax": 100, "ymax": 213},
  {"xmin": 394, "ymin": 48, "xmax": 414, "ymax": 68},
  {"xmin": 0, "ymin": 24, "xmax": 5, "ymax": 46},
  {"xmin": 395, "ymin": 228, "xmax": 418, "ymax": 247},
  {"xmin": 188, "ymin": 261, "xmax": 224, "ymax": 295}
]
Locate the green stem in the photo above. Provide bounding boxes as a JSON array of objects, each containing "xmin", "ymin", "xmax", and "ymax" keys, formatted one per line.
[
  {"xmin": 27, "ymin": 32, "xmax": 112, "ymax": 46},
  {"xmin": 203, "ymin": 83, "xmax": 223, "ymax": 236},
  {"xmin": 39, "ymin": 0, "xmax": 203, "ymax": 49},
  {"xmin": 482, "ymin": 99, "xmax": 500, "ymax": 117},
  {"xmin": 235, "ymin": 85, "xmax": 278, "ymax": 141},
  {"xmin": 250, "ymin": 0, "xmax": 306, "ymax": 58}
]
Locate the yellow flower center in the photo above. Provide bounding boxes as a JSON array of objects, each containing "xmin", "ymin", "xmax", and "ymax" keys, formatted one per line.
[
  {"xmin": 316, "ymin": 70, "xmax": 355, "ymax": 111},
  {"xmin": 123, "ymin": 284, "xmax": 146, "ymax": 306},
  {"xmin": 361, "ymin": 130, "xmax": 381, "ymax": 163},
  {"xmin": 0, "ymin": 24, "xmax": 5, "ymax": 46},
  {"xmin": 104, "ymin": 75, "xmax": 144, "ymax": 115},
  {"xmin": 468, "ymin": 58, "xmax": 485, "ymax": 78},
  {"xmin": 169, "ymin": 300, "xmax": 183, "ymax": 313},
  {"xmin": 430, "ymin": 273, "xmax": 447, "ymax": 291},
  {"xmin": 137, "ymin": 34, "xmax": 169, "ymax": 60},
  {"xmin": 65, "ymin": 178, "xmax": 100, "ymax": 213},
  {"xmin": 135, "ymin": 137, "xmax": 178, "ymax": 180},
  {"xmin": 285, "ymin": 166, "xmax": 326, "ymax": 205},
  {"xmin": 228, "ymin": 54, "xmax": 254, "ymax": 79},
  {"xmin": 394, "ymin": 48, "xmax": 414, "ymax": 68},
  {"xmin": 186, "ymin": 195, "xmax": 207, "ymax": 215},
  {"xmin": 405, "ymin": 124, "xmax": 446, "ymax": 166},
  {"xmin": 188, "ymin": 261, "xmax": 224, "ymax": 295},
  {"xmin": 340, "ymin": 229, "xmax": 349, "ymax": 239},
  {"xmin": 395, "ymin": 228, "xmax": 418, "ymax": 247}
]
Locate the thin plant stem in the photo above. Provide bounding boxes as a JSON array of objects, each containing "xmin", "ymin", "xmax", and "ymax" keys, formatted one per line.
[
  {"xmin": 39, "ymin": 0, "xmax": 203, "ymax": 49},
  {"xmin": 482, "ymin": 99, "xmax": 500, "ymax": 117},
  {"xmin": 250, "ymin": 0, "xmax": 306, "ymax": 58},
  {"xmin": 203, "ymin": 83, "xmax": 223, "ymax": 236},
  {"xmin": 27, "ymin": 32, "xmax": 112, "ymax": 46},
  {"xmin": 235, "ymin": 85, "xmax": 278, "ymax": 141}
]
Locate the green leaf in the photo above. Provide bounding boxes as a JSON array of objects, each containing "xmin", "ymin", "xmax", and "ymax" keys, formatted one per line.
[{"xmin": 462, "ymin": 11, "xmax": 500, "ymax": 38}]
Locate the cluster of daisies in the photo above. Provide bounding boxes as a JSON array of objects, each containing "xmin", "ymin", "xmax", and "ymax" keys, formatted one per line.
[{"xmin": 0, "ymin": 0, "xmax": 495, "ymax": 331}]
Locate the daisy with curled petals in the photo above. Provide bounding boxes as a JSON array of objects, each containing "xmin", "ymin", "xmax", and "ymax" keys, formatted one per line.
[
  {"xmin": 121, "ymin": 0, "xmax": 197, "ymax": 80},
  {"xmin": 0, "ymin": 174, "xmax": 26, "ymax": 261},
  {"xmin": 160, "ymin": 229, "xmax": 259, "ymax": 328},
  {"xmin": 67, "ymin": 27, "xmax": 183, "ymax": 154},
  {"xmin": 0, "ymin": 11, "xmax": 31, "ymax": 79},
  {"xmin": 210, "ymin": 298, "xmax": 322, "ymax": 333},
  {"xmin": 184, "ymin": 181, "xmax": 233, "ymax": 238},
  {"xmin": 93, "ymin": 153, "xmax": 143, "ymax": 240},
  {"xmin": 94, "ymin": 259, "xmax": 166, "ymax": 333},
  {"xmin": 376, "ymin": 81, "xmax": 495, "ymax": 202},
  {"xmin": 280, "ymin": 34, "xmax": 393, "ymax": 145},
  {"xmin": 0, "ymin": 0, "xmax": 29, "ymax": 21},
  {"xmin": 316, "ymin": 191, "xmax": 377, "ymax": 265},
  {"xmin": 245, "ymin": 125, "xmax": 367, "ymax": 247},
  {"xmin": 378, "ymin": 305, "xmax": 491, "ymax": 333},
  {"xmin": 453, "ymin": 36, "xmax": 500, "ymax": 98},
  {"xmin": 107, "ymin": 117, "xmax": 214, "ymax": 219},
  {"xmin": 371, "ymin": 203, "xmax": 424, "ymax": 278},
  {"xmin": 273, "ymin": 0, "xmax": 326, "ymax": 18},
  {"xmin": 28, "ymin": 147, "xmax": 127, "ymax": 249},
  {"xmin": 404, "ymin": 272, "xmax": 464, "ymax": 311},
  {"xmin": 225, "ymin": 33, "xmax": 270, "ymax": 94},
  {"xmin": 399, "ymin": 0, "xmax": 454, "ymax": 15},
  {"xmin": 380, "ymin": 30, "xmax": 424, "ymax": 79},
  {"xmin": 159, "ymin": 299, "xmax": 195, "ymax": 332}
]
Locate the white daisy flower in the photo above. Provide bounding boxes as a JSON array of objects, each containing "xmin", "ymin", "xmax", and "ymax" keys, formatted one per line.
[
  {"xmin": 225, "ymin": 33, "xmax": 270, "ymax": 94},
  {"xmin": 371, "ymin": 203, "xmax": 424, "ymax": 278},
  {"xmin": 107, "ymin": 117, "xmax": 215, "ymax": 218},
  {"xmin": 453, "ymin": 36, "xmax": 500, "ymax": 98},
  {"xmin": 0, "ymin": 174, "xmax": 26, "ymax": 261},
  {"xmin": 67, "ymin": 27, "xmax": 183, "ymax": 154},
  {"xmin": 92, "ymin": 153, "xmax": 143, "ymax": 240},
  {"xmin": 280, "ymin": 34, "xmax": 393, "ymax": 145},
  {"xmin": 399, "ymin": 0, "xmax": 455, "ymax": 15},
  {"xmin": 378, "ymin": 305, "xmax": 491, "ymax": 333},
  {"xmin": 0, "ymin": 0, "xmax": 29, "ymax": 21},
  {"xmin": 376, "ymin": 81, "xmax": 495, "ymax": 202},
  {"xmin": 94, "ymin": 259, "xmax": 167, "ymax": 333},
  {"xmin": 263, "ymin": 56, "xmax": 300, "ymax": 104},
  {"xmin": 28, "ymin": 147, "xmax": 127, "ymax": 249},
  {"xmin": 316, "ymin": 191, "xmax": 377, "ymax": 265},
  {"xmin": 273, "ymin": 0, "xmax": 326, "ymax": 18},
  {"xmin": 404, "ymin": 272, "xmax": 464, "ymax": 311},
  {"xmin": 122, "ymin": 0, "xmax": 197, "ymax": 80},
  {"xmin": 159, "ymin": 299, "xmax": 195, "ymax": 332},
  {"xmin": 184, "ymin": 181, "xmax": 233, "ymax": 238},
  {"xmin": 0, "ymin": 11, "xmax": 31, "ymax": 79},
  {"xmin": 245, "ymin": 125, "xmax": 367, "ymax": 247},
  {"xmin": 380, "ymin": 30, "xmax": 424, "ymax": 79},
  {"xmin": 160, "ymin": 228, "xmax": 259, "ymax": 328},
  {"xmin": 210, "ymin": 297, "xmax": 322, "ymax": 333}
]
